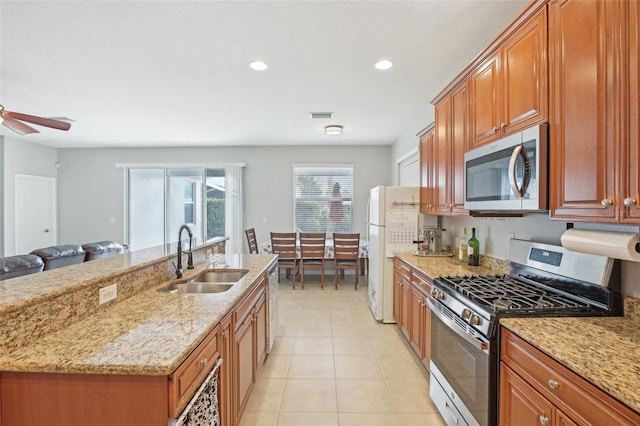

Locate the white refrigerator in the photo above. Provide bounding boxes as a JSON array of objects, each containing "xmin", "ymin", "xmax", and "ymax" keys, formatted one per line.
[{"xmin": 367, "ymin": 185, "xmax": 435, "ymax": 323}]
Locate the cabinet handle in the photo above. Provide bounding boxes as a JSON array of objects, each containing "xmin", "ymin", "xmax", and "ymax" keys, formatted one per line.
[
  {"xmin": 539, "ymin": 415, "xmax": 549, "ymax": 425},
  {"xmin": 601, "ymin": 199, "xmax": 613, "ymax": 207},
  {"xmin": 501, "ymin": 122, "xmax": 507, "ymax": 129},
  {"xmin": 624, "ymin": 198, "xmax": 637, "ymax": 207},
  {"xmin": 200, "ymin": 358, "xmax": 208, "ymax": 367},
  {"xmin": 548, "ymin": 379, "xmax": 559, "ymax": 389}
]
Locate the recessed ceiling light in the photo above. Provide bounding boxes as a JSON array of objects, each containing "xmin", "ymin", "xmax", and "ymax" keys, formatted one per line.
[
  {"xmin": 374, "ymin": 60, "xmax": 393, "ymax": 70},
  {"xmin": 325, "ymin": 125, "xmax": 343, "ymax": 135},
  {"xmin": 249, "ymin": 61, "xmax": 268, "ymax": 71}
]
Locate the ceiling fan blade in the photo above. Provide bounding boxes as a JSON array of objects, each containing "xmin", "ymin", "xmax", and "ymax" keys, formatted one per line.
[
  {"xmin": 4, "ymin": 111, "xmax": 71, "ymax": 131},
  {"xmin": 2, "ymin": 116, "xmax": 40, "ymax": 135}
]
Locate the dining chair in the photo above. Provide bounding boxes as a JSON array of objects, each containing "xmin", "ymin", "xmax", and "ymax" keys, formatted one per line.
[
  {"xmin": 332, "ymin": 233, "xmax": 360, "ymax": 290},
  {"xmin": 299, "ymin": 232, "xmax": 327, "ymax": 289},
  {"xmin": 245, "ymin": 228, "xmax": 259, "ymax": 254},
  {"xmin": 270, "ymin": 232, "xmax": 299, "ymax": 288}
]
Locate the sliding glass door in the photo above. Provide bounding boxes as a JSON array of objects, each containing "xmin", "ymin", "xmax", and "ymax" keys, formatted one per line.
[{"xmin": 128, "ymin": 166, "xmax": 244, "ymax": 253}]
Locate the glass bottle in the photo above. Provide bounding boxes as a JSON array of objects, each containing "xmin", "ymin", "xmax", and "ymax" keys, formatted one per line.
[
  {"xmin": 467, "ymin": 227, "xmax": 480, "ymax": 266},
  {"xmin": 458, "ymin": 227, "xmax": 467, "ymax": 263}
]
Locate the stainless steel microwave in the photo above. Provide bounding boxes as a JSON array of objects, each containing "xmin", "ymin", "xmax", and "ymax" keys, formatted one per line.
[{"xmin": 464, "ymin": 123, "xmax": 548, "ymax": 212}]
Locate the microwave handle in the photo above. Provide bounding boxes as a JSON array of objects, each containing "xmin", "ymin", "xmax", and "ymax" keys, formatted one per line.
[{"xmin": 508, "ymin": 144, "xmax": 530, "ymax": 198}]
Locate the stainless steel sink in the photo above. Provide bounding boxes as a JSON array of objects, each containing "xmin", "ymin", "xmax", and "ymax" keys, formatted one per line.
[
  {"xmin": 157, "ymin": 282, "xmax": 234, "ymax": 294},
  {"xmin": 190, "ymin": 270, "xmax": 248, "ymax": 283},
  {"xmin": 156, "ymin": 269, "xmax": 249, "ymax": 293}
]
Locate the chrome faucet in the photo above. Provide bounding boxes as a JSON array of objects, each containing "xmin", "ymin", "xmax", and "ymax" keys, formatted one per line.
[{"xmin": 175, "ymin": 224, "xmax": 194, "ymax": 278}]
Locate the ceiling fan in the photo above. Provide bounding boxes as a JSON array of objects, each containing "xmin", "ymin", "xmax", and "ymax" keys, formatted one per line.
[{"xmin": 0, "ymin": 104, "xmax": 71, "ymax": 135}]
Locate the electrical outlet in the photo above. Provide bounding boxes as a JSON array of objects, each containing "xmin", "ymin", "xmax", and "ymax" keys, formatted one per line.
[{"xmin": 99, "ymin": 283, "xmax": 118, "ymax": 304}]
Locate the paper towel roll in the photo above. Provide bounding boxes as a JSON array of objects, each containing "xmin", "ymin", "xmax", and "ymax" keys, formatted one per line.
[{"xmin": 560, "ymin": 229, "xmax": 640, "ymax": 262}]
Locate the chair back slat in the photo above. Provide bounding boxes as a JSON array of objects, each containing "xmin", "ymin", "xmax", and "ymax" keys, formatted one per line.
[
  {"xmin": 300, "ymin": 233, "xmax": 326, "ymax": 260},
  {"xmin": 270, "ymin": 232, "xmax": 298, "ymax": 260},
  {"xmin": 333, "ymin": 233, "xmax": 360, "ymax": 260},
  {"xmin": 245, "ymin": 228, "xmax": 259, "ymax": 254}
]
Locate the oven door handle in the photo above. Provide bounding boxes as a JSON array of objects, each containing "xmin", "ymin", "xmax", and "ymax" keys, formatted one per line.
[{"xmin": 427, "ymin": 297, "xmax": 490, "ymax": 354}]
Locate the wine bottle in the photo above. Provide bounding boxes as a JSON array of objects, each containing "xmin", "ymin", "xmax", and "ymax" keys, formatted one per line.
[
  {"xmin": 458, "ymin": 227, "xmax": 467, "ymax": 263},
  {"xmin": 467, "ymin": 227, "xmax": 480, "ymax": 266}
]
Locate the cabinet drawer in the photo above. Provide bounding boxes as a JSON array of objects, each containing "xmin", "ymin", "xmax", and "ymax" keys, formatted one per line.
[
  {"xmin": 501, "ymin": 328, "xmax": 640, "ymax": 425},
  {"xmin": 411, "ymin": 269, "xmax": 432, "ymax": 294},
  {"xmin": 394, "ymin": 259, "xmax": 411, "ymax": 281},
  {"xmin": 169, "ymin": 325, "xmax": 220, "ymax": 418},
  {"xmin": 235, "ymin": 276, "xmax": 267, "ymax": 329}
]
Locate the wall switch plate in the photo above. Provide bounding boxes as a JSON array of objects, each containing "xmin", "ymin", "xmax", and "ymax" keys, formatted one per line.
[{"xmin": 99, "ymin": 283, "xmax": 118, "ymax": 304}]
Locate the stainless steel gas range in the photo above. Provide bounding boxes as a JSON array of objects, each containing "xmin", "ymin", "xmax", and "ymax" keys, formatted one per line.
[{"xmin": 427, "ymin": 239, "xmax": 623, "ymax": 426}]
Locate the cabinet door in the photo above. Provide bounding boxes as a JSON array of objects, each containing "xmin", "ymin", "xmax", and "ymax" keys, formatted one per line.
[
  {"xmin": 499, "ymin": 363, "xmax": 554, "ymax": 426},
  {"xmin": 420, "ymin": 127, "xmax": 436, "ymax": 214},
  {"xmin": 501, "ymin": 8, "xmax": 548, "ymax": 135},
  {"xmin": 400, "ymin": 277, "xmax": 412, "ymax": 340},
  {"xmin": 434, "ymin": 96, "xmax": 452, "ymax": 214},
  {"xmin": 450, "ymin": 80, "xmax": 469, "ymax": 215},
  {"xmin": 393, "ymin": 269, "xmax": 402, "ymax": 324},
  {"xmin": 409, "ymin": 286, "xmax": 423, "ymax": 355},
  {"xmin": 556, "ymin": 411, "xmax": 579, "ymax": 426},
  {"xmin": 219, "ymin": 313, "xmax": 234, "ymax": 426},
  {"xmin": 622, "ymin": 0, "xmax": 640, "ymax": 223},
  {"xmin": 234, "ymin": 312, "xmax": 254, "ymax": 420},
  {"xmin": 470, "ymin": 52, "xmax": 500, "ymax": 149},
  {"xmin": 549, "ymin": 0, "xmax": 618, "ymax": 221},
  {"xmin": 421, "ymin": 300, "xmax": 431, "ymax": 371}
]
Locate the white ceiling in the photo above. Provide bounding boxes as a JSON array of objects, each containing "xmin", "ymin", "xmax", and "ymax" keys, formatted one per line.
[{"xmin": 0, "ymin": 0, "xmax": 529, "ymax": 148}]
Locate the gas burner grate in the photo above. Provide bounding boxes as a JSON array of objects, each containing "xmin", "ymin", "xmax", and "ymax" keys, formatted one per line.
[{"xmin": 437, "ymin": 274, "xmax": 592, "ymax": 313}]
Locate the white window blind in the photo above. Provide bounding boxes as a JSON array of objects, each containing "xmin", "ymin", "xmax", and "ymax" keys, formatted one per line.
[
  {"xmin": 398, "ymin": 150, "xmax": 420, "ymax": 186},
  {"xmin": 293, "ymin": 165, "xmax": 354, "ymax": 233}
]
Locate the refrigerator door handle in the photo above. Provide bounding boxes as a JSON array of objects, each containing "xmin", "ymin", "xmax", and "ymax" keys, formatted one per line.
[{"xmin": 365, "ymin": 196, "xmax": 371, "ymax": 240}]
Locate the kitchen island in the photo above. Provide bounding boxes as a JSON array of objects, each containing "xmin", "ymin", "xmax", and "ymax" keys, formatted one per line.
[{"xmin": 0, "ymin": 239, "xmax": 277, "ymax": 425}]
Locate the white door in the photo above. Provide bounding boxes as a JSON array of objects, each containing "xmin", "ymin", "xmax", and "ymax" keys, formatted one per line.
[{"xmin": 15, "ymin": 174, "xmax": 57, "ymax": 254}]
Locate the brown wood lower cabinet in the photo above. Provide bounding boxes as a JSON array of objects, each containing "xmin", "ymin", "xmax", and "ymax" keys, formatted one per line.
[
  {"xmin": 500, "ymin": 328, "xmax": 640, "ymax": 425},
  {"xmin": 0, "ymin": 271, "xmax": 272, "ymax": 426},
  {"xmin": 393, "ymin": 258, "xmax": 432, "ymax": 371}
]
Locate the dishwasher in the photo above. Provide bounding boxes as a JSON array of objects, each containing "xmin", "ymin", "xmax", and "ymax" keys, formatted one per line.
[
  {"xmin": 267, "ymin": 261, "xmax": 279, "ymax": 352},
  {"xmin": 169, "ymin": 358, "xmax": 223, "ymax": 426}
]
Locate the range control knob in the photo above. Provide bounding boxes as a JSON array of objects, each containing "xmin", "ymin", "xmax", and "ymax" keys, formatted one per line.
[
  {"xmin": 461, "ymin": 309, "xmax": 472, "ymax": 320},
  {"xmin": 469, "ymin": 315, "xmax": 482, "ymax": 326},
  {"xmin": 436, "ymin": 289, "xmax": 446, "ymax": 300}
]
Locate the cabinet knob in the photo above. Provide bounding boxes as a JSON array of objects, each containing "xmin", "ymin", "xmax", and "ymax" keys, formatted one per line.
[
  {"xmin": 624, "ymin": 198, "xmax": 637, "ymax": 207},
  {"xmin": 548, "ymin": 379, "xmax": 559, "ymax": 389},
  {"xmin": 222, "ymin": 330, "xmax": 228, "ymax": 337},
  {"xmin": 492, "ymin": 127, "xmax": 499, "ymax": 133},
  {"xmin": 501, "ymin": 122, "xmax": 507, "ymax": 128},
  {"xmin": 601, "ymin": 199, "xmax": 613, "ymax": 207},
  {"xmin": 200, "ymin": 358, "xmax": 208, "ymax": 367},
  {"xmin": 539, "ymin": 415, "xmax": 549, "ymax": 425}
]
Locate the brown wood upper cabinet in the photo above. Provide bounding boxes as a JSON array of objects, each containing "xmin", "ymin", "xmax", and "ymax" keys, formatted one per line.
[
  {"xmin": 549, "ymin": 0, "xmax": 638, "ymax": 223},
  {"xmin": 419, "ymin": 124, "xmax": 436, "ymax": 214},
  {"xmin": 470, "ymin": 6, "xmax": 548, "ymax": 150},
  {"xmin": 433, "ymin": 79, "xmax": 469, "ymax": 215}
]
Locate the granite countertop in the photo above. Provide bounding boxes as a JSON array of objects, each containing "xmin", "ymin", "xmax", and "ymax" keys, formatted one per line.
[
  {"xmin": 501, "ymin": 298, "xmax": 640, "ymax": 414},
  {"xmin": 395, "ymin": 252, "xmax": 509, "ymax": 279},
  {"xmin": 0, "ymin": 253, "xmax": 277, "ymax": 376}
]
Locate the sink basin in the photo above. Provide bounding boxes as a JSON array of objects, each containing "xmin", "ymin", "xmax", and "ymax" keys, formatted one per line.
[
  {"xmin": 157, "ymin": 282, "xmax": 234, "ymax": 294},
  {"xmin": 190, "ymin": 270, "xmax": 248, "ymax": 283},
  {"xmin": 156, "ymin": 269, "xmax": 248, "ymax": 293}
]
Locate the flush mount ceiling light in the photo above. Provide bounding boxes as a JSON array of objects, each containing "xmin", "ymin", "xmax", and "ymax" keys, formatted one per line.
[
  {"xmin": 374, "ymin": 59, "xmax": 394, "ymax": 70},
  {"xmin": 324, "ymin": 125, "xmax": 343, "ymax": 135},
  {"xmin": 249, "ymin": 61, "xmax": 268, "ymax": 71}
]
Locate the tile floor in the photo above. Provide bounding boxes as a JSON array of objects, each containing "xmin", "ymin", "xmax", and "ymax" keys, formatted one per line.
[{"xmin": 239, "ymin": 273, "xmax": 446, "ymax": 426}]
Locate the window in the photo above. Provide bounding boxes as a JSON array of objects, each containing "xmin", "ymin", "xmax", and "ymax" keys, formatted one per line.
[
  {"xmin": 184, "ymin": 181, "xmax": 196, "ymax": 224},
  {"xmin": 293, "ymin": 165, "xmax": 354, "ymax": 233},
  {"xmin": 398, "ymin": 148, "xmax": 420, "ymax": 186}
]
